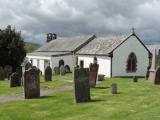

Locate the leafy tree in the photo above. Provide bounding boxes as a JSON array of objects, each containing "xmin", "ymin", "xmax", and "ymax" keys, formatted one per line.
[{"xmin": 0, "ymin": 25, "xmax": 26, "ymax": 71}]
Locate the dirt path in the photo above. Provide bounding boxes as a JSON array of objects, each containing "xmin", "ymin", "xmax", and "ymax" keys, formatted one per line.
[{"xmin": 0, "ymin": 86, "xmax": 73, "ymax": 103}]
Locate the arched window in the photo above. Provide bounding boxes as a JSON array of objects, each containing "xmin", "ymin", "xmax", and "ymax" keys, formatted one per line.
[
  {"xmin": 59, "ymin": 59, "xmax": 64, "ymax": 67},
  {"xmin": 126, "ymin": 52, "xmax": 137, "ymax": 72}
]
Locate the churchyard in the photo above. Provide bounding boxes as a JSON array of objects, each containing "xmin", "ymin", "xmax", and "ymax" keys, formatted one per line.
[
  {"xmin": 1, "ymin": 73, "xmax": 160, "ymax": 120},
  {"xmin": 0, "ymin": 74, "xmax": 72, "ymax": 96}
]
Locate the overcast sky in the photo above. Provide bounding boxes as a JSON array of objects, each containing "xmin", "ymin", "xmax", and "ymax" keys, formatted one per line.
[{"xmin": 0, "ymin": 0, "xmax": 160, "ymax": 44}]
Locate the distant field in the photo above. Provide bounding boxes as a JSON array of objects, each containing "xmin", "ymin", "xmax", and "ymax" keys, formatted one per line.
[
  {"xmin": 24, "ymin": 42, "xmax": 41, "ymax": 53},
  {"xmin": 1, "ymin": 76, "xmax": 160, "ymax": 120}
]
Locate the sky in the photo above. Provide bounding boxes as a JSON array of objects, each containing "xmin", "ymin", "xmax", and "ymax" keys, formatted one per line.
[{"xmin": 0, "ymin": 0, "xmax": 160, "ymax": 45}]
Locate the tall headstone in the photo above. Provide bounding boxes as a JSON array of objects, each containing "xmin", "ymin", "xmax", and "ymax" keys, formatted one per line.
[
  {"xmin": 74, "ymin": 68, "xmax": 91, "ymax": 103},
  {"xmin": 45, "ymin": 66, "xmax": 52, "ymax": 81},
  {"xmin": 60, "ymin": 65, "xmax": 66, "ymax": 76},
  {"xmin": 54, "ymin": 67, "xmax": 60, "ymax": 74},
  {"xmin": 89, "ymin": 63, "xmax": 99, "ymax": 87},
  {"xmin": 0, "ymin": 66, "xmax": 5, "ymax": 80},
  {"xmin": 10, "ymin": 72, "xmax": 21, "ymax": 87},
  {"xmin": 4, "ymin": 65, "xmax": 12, "ymax": 80},
  {"xmin": 148, "ymin": 49, "xmax": 157, "ymax": 82},
  {"xmin": 24, "ymin": 67, "xmax": 40, "ymax": 99},
  {"xmin": 89, "ymin": 57, "xmax": 99, "ymax": 88}
]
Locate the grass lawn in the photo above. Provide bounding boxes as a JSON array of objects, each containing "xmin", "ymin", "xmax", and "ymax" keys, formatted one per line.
[
  {"xmin": 1, "ymin": 77, "xmax": 160, "ymax": 120},
  {"xmin": 0, "ymin": 73, "xmax": 73, "ymax": 96}
]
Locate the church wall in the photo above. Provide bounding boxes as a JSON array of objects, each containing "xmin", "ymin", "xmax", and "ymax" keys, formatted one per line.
[
  {"xmin": 27, "ymin": 55, "xmax": 51, "ymax": 75},
  {"xmin": 112, "ymin": 36, "xmax": 149, "ymax": 77},
  {"xmin": 78, "ymin": 55, "xmax": 111, "ymax": 77},
  {"xmin": 51, "ymin": 55, "xmax": 75, "ymax": 72}
]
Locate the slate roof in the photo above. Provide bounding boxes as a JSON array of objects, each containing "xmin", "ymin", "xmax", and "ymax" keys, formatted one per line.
[
  {"xmin": 36, "ymin": 35, "xmax": 95, "ymax": 52},
  {"xmin": 27, "ymin": 52, "xmax": 71, "ymax": 57},
  {"xmin": 76, "ymin": 33, "xmax": 133, "ymax": 55}
]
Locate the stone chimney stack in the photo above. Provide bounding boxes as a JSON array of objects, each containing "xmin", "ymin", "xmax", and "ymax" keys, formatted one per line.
[{"xmin": 46, "ymin": 33, "xmax": 57, "ymax": 43}]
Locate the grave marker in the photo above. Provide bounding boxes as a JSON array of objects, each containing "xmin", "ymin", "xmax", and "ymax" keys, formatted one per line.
[
  {"xmin": 24, "ymin": 67, "xmax": 40, "ymax": 99},
  {"xmin": 74, "ymin": 68, "xmax": 91, "ymax": 103}
]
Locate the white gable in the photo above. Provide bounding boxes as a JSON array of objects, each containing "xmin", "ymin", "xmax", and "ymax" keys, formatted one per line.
[{"xmin": 112, "ymin": 35, "xmax": 149, "ymax": 77}]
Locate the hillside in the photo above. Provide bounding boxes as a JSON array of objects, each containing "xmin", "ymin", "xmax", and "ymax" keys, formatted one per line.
[{"xmin": 24, "ymin": 42, "xmax": 41, "ymax": 53}]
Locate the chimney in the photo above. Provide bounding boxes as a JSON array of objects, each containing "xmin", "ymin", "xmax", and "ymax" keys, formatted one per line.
[{"xmin": 46, "ymin": 33, "xmax": 57, "ymax": 43}]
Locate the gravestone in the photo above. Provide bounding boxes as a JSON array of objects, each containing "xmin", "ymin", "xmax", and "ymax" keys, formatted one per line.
[
  {"xmin": 54, "ymin": 67, "xmax": 60, "ymax": 74},
  {"xmin": 0, "ymin": 67, "xmax": 5, "ymax": 80},
  {"xmin": 65, "ymin": 65, "xmax": 70, "ymax": 73},
  {"xmin": 89, "ymin": 63, "xmax": 99, "ymax": 87},
  {"xmin": 10, "ymin": 72, "xmax": 21, "ymax": 87},
  {"xmin": 24, "ymin": 67, "xmax": 40, "ymax": 99},
  {"xmin": 4, "ymin": 65, "xmax": 12, "ymax": 80},
  {"xmin": 25, "ymin": 62, "xmax": 32, "ymax": 70},
  {"xmin": 98, "ymin": 74, "xmax": 105, "ymax": 81},
  {"xmin": 154, "ymin": 67, "xmax": 160, "ymax": 84},
  {"xmin": 111, "ymin": 83, "xmax": 117, "ymax": 94},
  {"xmin": 133, "ymin": 76, "xmax": 138, "ymax": 82},
  {"xmin": 16, "ymin": 66, "xmax": 22, "ymax": 78},
  {"xmin": 74, "ymin": 68, "xmax": 91, "ymax": 103},
  {"xmin": 60, "ymin": 65, "xmax": 66, "ymax": 76},
  {"xmin": 148, "ymin": 49, "xmax": 156, "ymax": 81},
  {"xmin": 45, "ymin": 66, "xmax": 52, "ymax": 81}
]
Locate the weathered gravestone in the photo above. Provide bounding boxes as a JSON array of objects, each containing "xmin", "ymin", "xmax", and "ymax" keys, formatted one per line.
[
  {"xmin": 133, "ymin": 76, "xmax": 138, "ymax": 82},
  {"xmin": 4, "ymin": 65, "xmax": 12, "ymax": 80},
  {"xmin": 10, "ymin": 72, "xmax": 21, "ymax": 87},
  {"xmin": 54, "ymin": 66, "xmax": 60, "ymax": 74},
  {"xmin": 65, "ymin": 65, "xmax": 71, "ymax": 73},
  {"xmin": 98, "ymin": 74, "xmax": 105, "ymax": 81},
  {"xmin": 111, "ymin": 83, "xmax": 117, "ymax": 94},
  {"xmin": 45, "ymin": 66, "xmax": 52, "ymax": 81},
  {"xmin": 24, "ymin": 67, "xmax": 40, "ymax": 99},
  {"xmin": 148, "ymin": 49, "xmax": 156, "ymax": 81},
  {"xmin": 89, "ymin": 63, "xmax": 99, "ymax": 88},
  {"xmin": 154, "ymin": 67, "xmax": 160, "ymax": 84},
  {"xmin": 60, "ymin": 65, "xmax": 66, "ymax": 76},
  {"xmin": 74, "ymin": 68, "xmax": 91, "ymax": 103},
  {"xmin": 0, "ymin": 66, "xmax": 5, "ymax": 80}
]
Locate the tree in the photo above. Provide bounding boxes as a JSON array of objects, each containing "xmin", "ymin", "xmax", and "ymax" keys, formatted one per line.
[{"xmin": 0, "ymin": 25, "xmax": 26, "ymax": 71}]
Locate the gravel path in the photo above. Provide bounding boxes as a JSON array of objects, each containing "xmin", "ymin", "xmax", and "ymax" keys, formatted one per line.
[{"xmin": 0, "ymin": 86, "xmax": 73, "ymax": 103}]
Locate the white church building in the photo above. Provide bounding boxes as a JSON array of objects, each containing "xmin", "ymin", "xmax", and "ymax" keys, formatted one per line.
[{"xmin": 27, "ymin": 32, "xmax": 151, "ymax": 77}]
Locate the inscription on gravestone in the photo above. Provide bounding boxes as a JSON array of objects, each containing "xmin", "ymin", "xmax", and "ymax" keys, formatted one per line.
[
  {"xmin": 74, "ymin": 68, "xmax": 91, "ymax": 103},
  {"xmin": 24, "ymin": 67, "xmax": 40, "ymax": 99}
]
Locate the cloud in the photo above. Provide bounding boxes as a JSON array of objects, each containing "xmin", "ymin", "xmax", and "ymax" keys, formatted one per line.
[{"xmin": 0, "ymin": 0, "xmax": 160, "ymax": 44}]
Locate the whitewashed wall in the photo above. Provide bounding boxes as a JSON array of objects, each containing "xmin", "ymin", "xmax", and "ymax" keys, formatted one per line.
[
  {"xmin": 112, "ymin": 36, "xmax": 149, "ymax": 77},
  {"xmin": 78, "ymin": 55, "xmax": 111, "ymax": 77},
  {"xmin": 51, "ymin": 55, "xmax": 75, "ymax": 72},
  {"xmin": 27, "ymin": 55, "xmax": 51, "ymax": 75}
]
